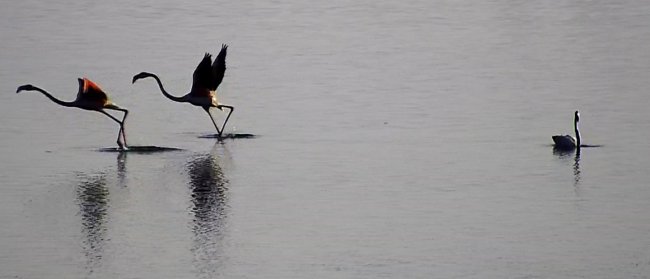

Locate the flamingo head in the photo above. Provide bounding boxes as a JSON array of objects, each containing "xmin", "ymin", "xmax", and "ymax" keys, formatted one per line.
[
  {"xmin": 132, "ymin": 72, "xmax": 154, "ymax": 84},
  {"xmin": 16, "ymin": 84, "xmax": 36, "ymax": 93}
]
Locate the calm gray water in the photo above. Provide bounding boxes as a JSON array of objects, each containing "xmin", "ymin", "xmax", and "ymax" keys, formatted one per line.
[{"xmin": 2, "ymin": 0, "xmax": 650, "ymax": 278}]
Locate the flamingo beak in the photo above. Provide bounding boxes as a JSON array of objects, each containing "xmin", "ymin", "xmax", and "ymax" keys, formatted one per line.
[{"xmin": 16, "ymin": 85, "xmax": 29, "ymax": 93}]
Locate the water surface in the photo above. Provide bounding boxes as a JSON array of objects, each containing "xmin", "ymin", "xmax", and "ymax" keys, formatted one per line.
[{"xmin": 2, "ymin": 1, "xmax": 650, "ymax": 278}]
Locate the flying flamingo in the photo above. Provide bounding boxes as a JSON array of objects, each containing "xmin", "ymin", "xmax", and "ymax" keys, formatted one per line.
[
  {"xmin": 16, "ymin": 78, "xmax": 129, "ymax": 150},
  {"xmin": 132, "ymin": 44, "xmax": 234, "ymax": 139}
]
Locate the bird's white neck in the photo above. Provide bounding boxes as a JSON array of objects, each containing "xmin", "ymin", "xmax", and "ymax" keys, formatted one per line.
[{"xmin": 574, "ymin": 119, "xmax": 581, "ymax": 148}]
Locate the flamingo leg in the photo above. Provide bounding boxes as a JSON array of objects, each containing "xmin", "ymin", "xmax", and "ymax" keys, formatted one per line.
[
  {"xmin": 203, "ymin": 107, "xmax": 222, "ymax": 137},
  {"xmin": 114, "ymin": 108, "xmax": 129, "ymax": 148},
  {"xmin": 100, "ymin": 107, "xmax": 128, "ymax": 150},
  {"xmin": 216, "ymin": 105, "xmax": 234, "ymax": 139}
]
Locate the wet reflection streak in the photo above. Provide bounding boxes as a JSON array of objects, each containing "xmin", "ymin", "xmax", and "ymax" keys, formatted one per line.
[
  {"xmin": 573, "ymin": 149, "xmax": 581, "ymax": 188},
  {"xmin": 75, "ymin": 172, "xmax": 109, "ymax": 272},
  {"xmin": 553, "ymin": 147, "xmax": 582, "ymax": 192},
  {"xmin": 117, "ymin": 152, "xmax": 127, "ymax": 187},
  {"xmin": 186, "ymin": 153, "xmax": 229, "ymax": 277},
  {"xmin": 188, "ymin": 154, "xmax": 228, "ymax": 227}
]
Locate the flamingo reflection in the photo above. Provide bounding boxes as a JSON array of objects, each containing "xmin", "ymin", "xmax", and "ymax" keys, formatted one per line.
[
  {"xmin": 186, "ymin": 148, "xmax": 229, "ymax": 277},
  {"xmin": 75, "ymin": 172, "xmax": 109, "ymax": 273}
]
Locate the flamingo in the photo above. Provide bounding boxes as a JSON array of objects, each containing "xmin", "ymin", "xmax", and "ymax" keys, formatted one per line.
[
  {"xmin": 132, "ymin": 44, "xmax": 234, "ymax": 139},
  {"xmin": 552, "ymin": 110, "xmax": 581, "ymax": 150},
  {"xmin": 16, "ymin": 78, "xmax": 129, "ymax": 150}
]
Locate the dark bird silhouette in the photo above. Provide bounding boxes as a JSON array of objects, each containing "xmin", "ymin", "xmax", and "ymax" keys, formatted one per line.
[
  {"xmin": 132, "ymin": 44, "xmax": 234, "ymax": 139},
  {"xmin": 552, "ymin": 110, "xmax": 581, "ymax": 150},
  {"xmin": 16, "ymin": 78, "xmax": 129, "ymax": 150}
]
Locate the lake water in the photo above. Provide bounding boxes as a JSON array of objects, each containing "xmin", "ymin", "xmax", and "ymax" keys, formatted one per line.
[{"xmin": 2, "ymin": 0, "xmax": 650, "ymax": 278}]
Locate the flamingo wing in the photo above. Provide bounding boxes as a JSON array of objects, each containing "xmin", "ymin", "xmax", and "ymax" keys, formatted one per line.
[
  {"xmin": 76, "ymin": 78, "xmax": 109, "ymax": 105},
  {"xmin": 211, "ymin": 44, "xmax": 228, "ymax": 90},
  {"xmin": 192, "ymin": 53, "xmax": 214, "ymax": 93}
]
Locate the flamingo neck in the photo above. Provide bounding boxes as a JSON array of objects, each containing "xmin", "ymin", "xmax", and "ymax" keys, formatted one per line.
[
  {"xmin": 33, "ymin": 87, "xmax": 75, "ymax": 107},
  {"xmin": 149, "ymin": 74, "xmax": 185, "ymax": 103}
]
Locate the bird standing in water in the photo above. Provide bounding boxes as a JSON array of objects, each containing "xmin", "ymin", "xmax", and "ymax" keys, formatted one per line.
[
  {"xmin": 16, "ymin": 78, "xmax": 129, "ymax": 150},
  {"xmin": 132, "ymin": 44, "xmax": 234, "ymax": 139}
]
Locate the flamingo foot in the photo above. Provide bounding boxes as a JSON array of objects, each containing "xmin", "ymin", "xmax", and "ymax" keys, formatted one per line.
[{"xmin": 117, "ymin": 141, "xmax": 128, "ymax": 151}]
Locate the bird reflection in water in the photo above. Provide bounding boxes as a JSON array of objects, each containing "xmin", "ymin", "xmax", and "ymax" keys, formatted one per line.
[
  {"xmin": 117, "ymin": 152, "xmax": 127, "ymax": 187},
  {"xmin": 553, "ymin": 147, "xmax": 582, "ymax": 192},
  {"xmin": 186, "ymin": 149, "xmax": 229, "ymax": 277},
  {"xmin": 75, "ymin": 153, "xmax": 128, "ymax": 274},
  {"xmin": 572, "ymin": 149, "xmax": 581, "ymax": 188},
  {"xmin": 75, "ymin": 172, "xmax": 109, "ymax": 274}
]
